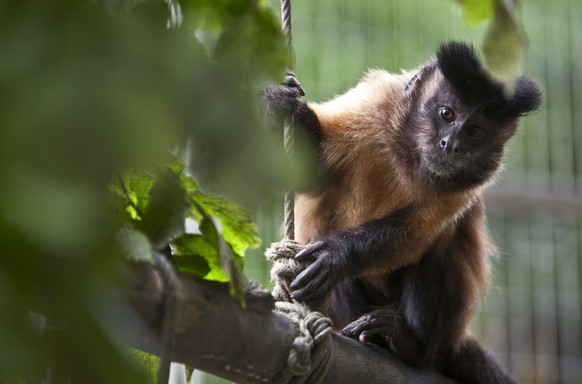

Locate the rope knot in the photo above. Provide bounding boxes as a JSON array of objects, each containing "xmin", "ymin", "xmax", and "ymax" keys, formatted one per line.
[
  {"xmin": 273, "ymin": 302, "xmax": 333, "ymax": 384},
  {"xmin": 266, "ymin": 239, "xmax": 307, "ymax": 302},
  {"xmin": 267, "ymin": 239, "xmax": 333, "ymax": 384}
]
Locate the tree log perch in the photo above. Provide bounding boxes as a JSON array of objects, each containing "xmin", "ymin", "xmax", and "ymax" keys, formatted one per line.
[{"xmin": 123, "ymin": 265, "xmax": 454, "ymax": 384}]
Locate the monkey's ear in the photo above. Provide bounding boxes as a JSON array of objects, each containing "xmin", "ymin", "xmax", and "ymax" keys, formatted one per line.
[
  {"xmin": 506, "ymin": 76, "xmax": 543, "ymax": 116},
  {"xmin": 405, "ymin": 62, "xmax": 437, "ymax": 100},
  {"xmin": 404, "ymin": 72, "xmax": 422, "ymax": 98}
]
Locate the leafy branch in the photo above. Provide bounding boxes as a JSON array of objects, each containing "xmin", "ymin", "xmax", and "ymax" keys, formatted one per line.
[{"xmin": 112, "ymin": 157, "xmax": 260, "ymax": 305}]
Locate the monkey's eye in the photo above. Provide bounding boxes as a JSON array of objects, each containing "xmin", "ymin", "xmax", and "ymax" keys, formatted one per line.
[
  {"xmin": 466, "ymin": 124, "xmax": 485, "ymax": 139},
  {"xmin": 439, "ymin": 107, "xmax": 455, "ymax": 123}
]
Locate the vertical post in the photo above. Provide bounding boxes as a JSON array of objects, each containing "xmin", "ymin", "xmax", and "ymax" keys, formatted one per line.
[{"xmin": 281, "ymin": 0, "xmax": 295, "ymax": 240}]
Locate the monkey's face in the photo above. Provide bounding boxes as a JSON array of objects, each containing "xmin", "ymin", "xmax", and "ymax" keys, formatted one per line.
[
  {"xmin": 413, "ymin": 87, "xmax": 515, "ymax": 187},
  {"xmin": 405, "ymin": 42, "xmax": 542, "ymax": 189}
]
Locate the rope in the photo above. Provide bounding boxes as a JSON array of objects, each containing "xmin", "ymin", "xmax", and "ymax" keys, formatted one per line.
[
  {"xmin": 267, "ymin": 239, "xmax": 304, "ymax": 303},
  {"xmin": 281, "ymin": 0, "xmax": 295, "ymax": 240},
  {"xmin": 281, "ymin": 0, "xmax": 293, "ymax": 57},
  {"xmin": 268, "ymin": 4, "xmax": 332, "ymax": 383},
  {"xmin": 266, "ymin": 239, "xmax": 333, "ymax": 384}
]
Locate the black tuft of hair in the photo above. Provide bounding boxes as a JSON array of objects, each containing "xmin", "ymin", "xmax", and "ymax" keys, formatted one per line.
[
  {"xmin": 436, "ymin": 41, "xmax": 542, "ymax": 119},
  {"xmin": 436, "ymin": 41, "xmax": 493, "ymax": 105},
  {"xmin": 507, "ymin": 76, "xmax": 543, "ymax": 116}
]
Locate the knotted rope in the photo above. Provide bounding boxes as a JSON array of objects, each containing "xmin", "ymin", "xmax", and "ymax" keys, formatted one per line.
[
  {"xmin": 266, "ymin": 2, "xmax": 333, "ymax": 383},
  {"xmin": 266, "ymin": 239, "xmax": 333, "ymax": 384}
]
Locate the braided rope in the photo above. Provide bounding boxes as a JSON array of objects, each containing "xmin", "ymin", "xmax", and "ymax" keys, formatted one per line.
[
  {"xmin": 270, "ymin": 4, "xmax": 332, "ymax": 382},
  {"xmin": 267, "ymin": 239, "xmax": 304, "ymax": 303},
  {"xmin": 281, "ymin": 0, "xmax": 295, "ymax": 240},
  {"xmin": 266, "ymin": 240, "xmax": 333, "ymax": 384},
  {"xmin": 281, "ymin": 0, "xmax": 293, "ymax": 56}
]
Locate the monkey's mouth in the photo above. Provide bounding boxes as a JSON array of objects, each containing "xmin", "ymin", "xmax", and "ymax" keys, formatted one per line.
[{"xmin": 424, "ymin": 154, "xmax": 465, "ymax": 178}]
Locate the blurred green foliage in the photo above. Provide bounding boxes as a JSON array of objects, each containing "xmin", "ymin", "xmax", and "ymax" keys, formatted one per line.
[
  {"xmin": 481, "ymin": 0, "xmax": 527, "ymax": 90},
  {"xmin": 453, "ymin": 0, "xmax": 496, "ymax": 26},
  {"xmin": 0, "ymin": 0, "xmax": 288, "ymax": 382},
  {"xmin": 454, "ymin": 0, "xmax": 528, "ymax": 89}
]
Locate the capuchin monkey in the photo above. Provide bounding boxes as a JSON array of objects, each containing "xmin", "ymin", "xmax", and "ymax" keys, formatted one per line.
[{"xmin": 263, "ymin": 41, "xmax": 542, "ymax": 383}]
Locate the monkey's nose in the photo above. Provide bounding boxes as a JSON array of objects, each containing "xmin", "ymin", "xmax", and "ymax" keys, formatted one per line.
[{"xmin": 439, "ymin": 136, "xmax": 460, "ymax": 154}]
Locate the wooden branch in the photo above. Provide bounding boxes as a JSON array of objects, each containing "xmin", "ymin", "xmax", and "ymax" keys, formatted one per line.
[{"xmin": 122, "ymin": 265, "xmax": 454, "ymax": 384}]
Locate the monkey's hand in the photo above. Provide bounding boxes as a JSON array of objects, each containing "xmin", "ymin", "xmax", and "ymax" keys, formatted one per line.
[
  {"xmin": 341, "ymin": 308, "xmax": 425, "ymax": 367},
  {"xmin": 263, "ymin": 70, "xmax": 305, "ymax": 128},
  {"xmin": 290, "ymin": 237, "xmax": 350, "ymax": 308},
  {"xmin": 341, "ymin": 308, "xmax": 402, "ymax": 344}
]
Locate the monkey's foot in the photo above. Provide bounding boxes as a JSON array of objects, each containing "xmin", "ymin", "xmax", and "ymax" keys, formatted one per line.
[
  {"xmin": 341, "ymin": 308, "xmax": 401, "ymax": 344},
  {"xmin": 341, "ymin": 308, "xmax": 425, "ymax": 367}
]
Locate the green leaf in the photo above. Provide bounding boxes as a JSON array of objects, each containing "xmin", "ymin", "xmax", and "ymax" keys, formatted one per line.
[
  {"xmin": 481, "ymin": 0, "xmax": 527, "ymax": 91},
  {"xmin": 452, "ymin": 0, "xmax": 496, "ymax": 26},
  {"xmin": 130, "ymin": 349, "xmax": 159, "ymax": 384},
  {"xmin": 198, "ymin": 217, "xmax": 229, "ymax": 282},
  {"xmin": 116, "ymin": 227, "xmax": 154, "ymax": 263},
  {"xmin": 141, "ymin": 169, "xmax": 190, "ymax": 248},
  {"xmin": 193, "ymin": 193, "xmax": 260, "ymax": 256},
  {"xmin": 218, "ymin": 236, "xmax": 248, "ymax": 306},
  {"xmin": 171, "ymin": 217, "xmax": 248, "ymax": 304},
  {"xmin": 171, "ymin": 234, "xmax": 212, "ymax": 278},
  {"xmin": 171, "ymin": 219, "xmax": 229, "ymax": 282},
  {"xmin": 166, "ymin": 156, "xmax": 187, "ymax": 175},
  {"xmin": 200, "ymin": 216, "xmax": 248, "ymax": 304},
  {"xmin": 115, "ymin": 171, "xmax": 156, "ymax": 221}
]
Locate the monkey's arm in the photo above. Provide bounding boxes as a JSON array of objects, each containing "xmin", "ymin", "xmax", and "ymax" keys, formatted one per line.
[{"xmin": 290, "ymin": 206, "xmax": 435, "ymax": 306}]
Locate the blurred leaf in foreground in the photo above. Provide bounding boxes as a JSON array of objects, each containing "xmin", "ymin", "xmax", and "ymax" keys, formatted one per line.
[
  {"xmin": 451, "ymin": 0, "xmax": 528, "ymax": 91},
  {"xmin": 452, "ymin": 0, "xmax": 496, "ymax": 26},
  {"xmin": 0, "ymin": 0, "xmax": 285, "ymax": 381},
  {"xmin": 482, "ymin": 0, "xmax": 527, "ymax": 92}
]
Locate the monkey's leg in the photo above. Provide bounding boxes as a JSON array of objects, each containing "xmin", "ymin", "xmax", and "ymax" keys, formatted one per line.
[{"xmin": 446, "ymin": 335, "xmax": 519, "ymax": 384}]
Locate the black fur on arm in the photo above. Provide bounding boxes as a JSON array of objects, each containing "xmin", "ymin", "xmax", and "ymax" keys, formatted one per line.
[{"xmin": 290, "ymin": 206, "xmax": 420, "ymax": 307}]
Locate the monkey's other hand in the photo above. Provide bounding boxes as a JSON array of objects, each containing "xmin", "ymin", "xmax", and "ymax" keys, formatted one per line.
[
  {"xmin": 341, "ymin": 308, "xmax": 424, "ymax": 367},
  {"xmin": 341, "ymin": 308, "xmax": 401, "ymax": 345},
  {"xmin": 289, "ymin": 238, "xmax": 348, "ymax": 307},
  {"xmin": 263, "ymin": 70, "xmax": 305, "ymax": 126}
]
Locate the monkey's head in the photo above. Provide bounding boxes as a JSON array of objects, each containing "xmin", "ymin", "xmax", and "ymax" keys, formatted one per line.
[{"xmin": 404, "ymin": 41, "xmax": 542, "ymax": 189}]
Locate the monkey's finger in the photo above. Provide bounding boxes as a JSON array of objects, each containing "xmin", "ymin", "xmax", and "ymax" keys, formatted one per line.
[
  {"xmin": 341, "ymin": 316, "xmax": 374, "ymax": 337},
  {"xmin": 341, "ymin": 323, "xmax": 364, "ymax": 338},
  {"xmin": 290, "ymin": 259, "xmax": 325, "ymax": 291},
  {"xmin": 359, "ymin": 329, "xmax": 392, "ymax": 344},
  {"xmin": 342, "ymin": 312, "xmax": 398, "ymax": 337},
  {"xmin": 296, "ymin": 277, "xmax": 333, "ymax": 305},
  {"xmin": 295, "ymin": 240, "xmax": 325, "ymax": 260},
  {"xmin": 292, "ymin": 283, "xmax": 328, "ymax": 307},
  {"xmin": 283, "ymin": 70, "xmax": 305, "ymax": 96},
  {"xmin": 291, "ymin": 266, "xmax": 332, "ymax": 304}
]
